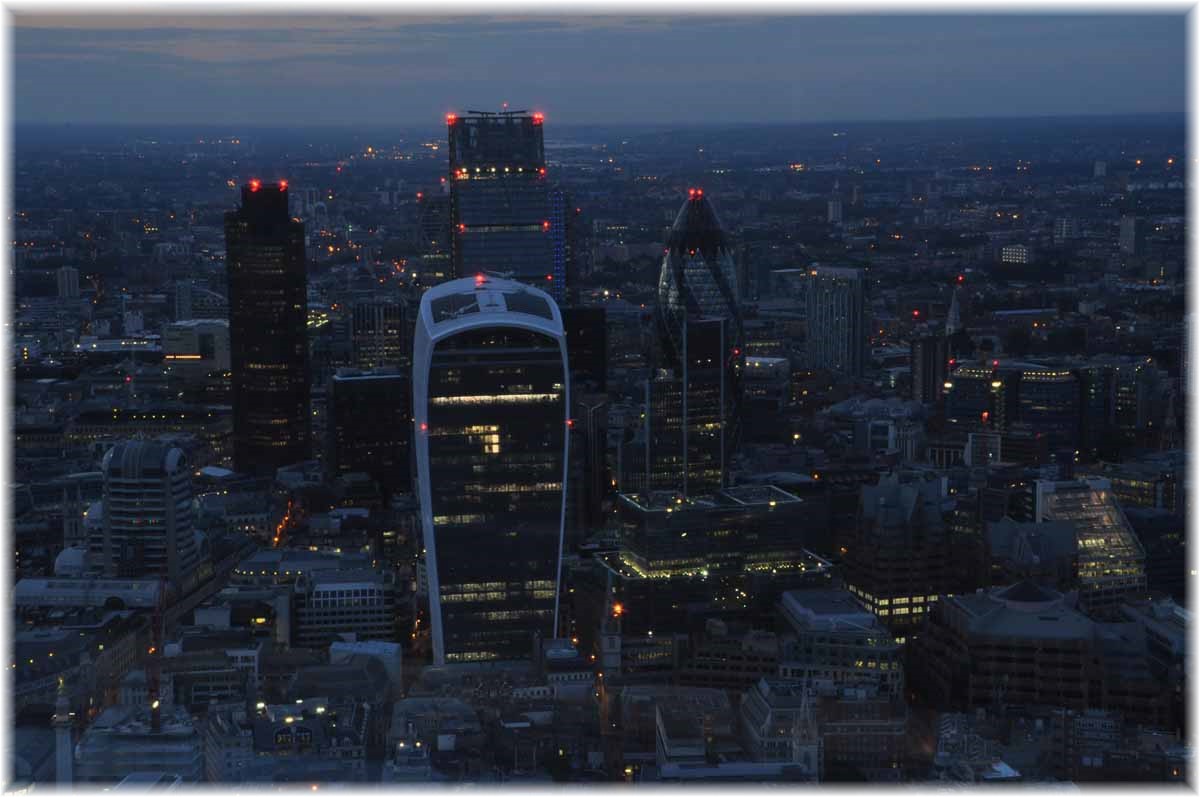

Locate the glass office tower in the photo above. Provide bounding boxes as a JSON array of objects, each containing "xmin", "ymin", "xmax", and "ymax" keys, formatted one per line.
[
  {"xmin": 654, "ymin": 189, "xmax": 744, "ymax": 495},
  {"xmin": 448, "ymin": 110, "xmax": 559, "ymax": 300},
  {"xmin": 225, "ymin": 180, "xmax": 310, "ymax": 475},
  {"xmin": 329, "ymin": 368, "xmax": 412, "ymax": 499},
  {"xmin": 414, "ymin": 275, "xmax": 569, "ymax": 664}
]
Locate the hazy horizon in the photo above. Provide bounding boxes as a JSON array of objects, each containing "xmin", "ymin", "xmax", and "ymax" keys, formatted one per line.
[{"xmin": 13, "ymin": 14, "xmax": 1187, "ymax": 127}]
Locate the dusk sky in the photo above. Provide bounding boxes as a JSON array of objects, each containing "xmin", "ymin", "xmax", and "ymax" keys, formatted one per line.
[{"xmin": 13, "ymin": 14, "xmax": 1187, "ymax": 127}]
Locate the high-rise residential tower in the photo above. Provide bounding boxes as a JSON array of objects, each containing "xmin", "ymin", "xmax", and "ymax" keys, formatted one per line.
[
  {"xmin": 653, "ymin": 189, "xmax": 744, "ymax": 496},
  {"xmin": 447, "ymin": 110, "xmax": 559, "ymax": 300},
  {"xmin": 56, "ymin": 265, "xmax": 79, "ymax": 300},
  {"xmin": 414, "ymin": 275, "xmax": 569, "ymax": 664},
  {"xmin": 806, "ymin": 266, "xmax": 868, "ymax": 377},
  {"xmin": 911, "ymin": 333, "xmax": 949, "ymax": 405},
  {"xmin": 225, "ymin": 180, "xmax": 310, "ymax": 475}
]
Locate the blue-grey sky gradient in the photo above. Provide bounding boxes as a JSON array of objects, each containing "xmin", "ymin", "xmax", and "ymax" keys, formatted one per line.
[{"xmin": 12, "ymin": 14, "xmax": 1187, "ymax": 126}]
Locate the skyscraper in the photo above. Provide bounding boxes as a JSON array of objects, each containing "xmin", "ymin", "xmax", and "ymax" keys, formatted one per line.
[
  {"xmin": 911, "ymin": 334, "xmax": 949, "ymax": 405},
  {"xmin": 827, "ymin": 198, "xmax": 843, "ymax": 225},
  {"xmin": 329, "ymin": 368, "xmax": 412, "ymax": 499},
  {"xmin": 96, "ymin": 440, "xmax": 201, "ymax": 586},
  {"xmin": 225, "ymin": 180, "xmax": 310, "ymax": 475},
  {"xmin": 549, "ymin": 186, "xmax": 576, "ymax": 304},
  {"xmin": 56, "ymin": 265, "xmax": 79, "ymax": 299},
  {"xmin": 654, "ymin": 189, "xmax": 744, "ymax": 495},
  {"xmin": 413, "ymin": 275, "xmax": 569, "ymax": 664},
  {"xmin": 806, "ymin": 266, "xmax": 868, "ymax": 377},
  {"xmin": 447, "ymin": 110, "xmax": 559, "ymax": 300},
  {"xmin": 350, "ymin": 295, "xmax": 406, "ymax": 370},
  {"xmin": 1119, "ymin": 215, "xmax": 1145, "ymax": 256}
]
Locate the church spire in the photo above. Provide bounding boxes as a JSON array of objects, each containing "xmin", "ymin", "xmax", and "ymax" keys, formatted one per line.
[{"xmin": 945, "ymin": 287, "xmax": 962, "ymax": 337}]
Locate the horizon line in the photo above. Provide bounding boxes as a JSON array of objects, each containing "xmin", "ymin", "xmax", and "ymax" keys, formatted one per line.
[{"xmin": 12, "ymin": 109, "xmax": 1186, "ymax": 133}]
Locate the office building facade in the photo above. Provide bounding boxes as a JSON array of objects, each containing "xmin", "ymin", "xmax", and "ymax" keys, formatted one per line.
[
  {"xmin": 806, "ymin": 266, "xmax": 867, "ymax": 377},
  {"xmin": 655, "ymin": 190, "xmax": 744, "ymax": 495},
  {"xmin": 96, "ymin": 440, "xmax": 202, "ymax": 586},
  {"xmin": 350, "ymin": 296, "xmax": 406, "ymax": 371},
  {"xmin": 225, "ymin": 180, "xmax": 310, "ymax": 475},
  {"xmin": 413, "ymin": 276, "xmax": 569, "ymax": 664},
  {"xmin": 447, "ymin": 110, "xmax": 558, "ymax": 299},
  {"xmin": 329, "ymin": 369, "xmax": 412, "ymax": 498}
]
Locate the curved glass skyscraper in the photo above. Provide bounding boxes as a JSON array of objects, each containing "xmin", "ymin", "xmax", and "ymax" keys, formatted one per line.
[
  {"xmin": 413, "ymin": 276, "xmax": 569, "ymax": 665},
  {"xmin": 657, "ymin": 189, "xmax": 743, "ymax": 364},
  {"xmin": 651, "ymin": 190, "xmax": 744, "ymax": 496}
]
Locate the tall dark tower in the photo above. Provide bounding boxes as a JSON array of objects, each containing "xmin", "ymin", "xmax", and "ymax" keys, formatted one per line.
[
  {"xmin": 447, "ymin": 109, "xmax": 559, "ymax": 300},
  {"xmin": 653, "ymin": 189, "xmax": 744, "ymax": 496},
  {"xmin": 226, "ymin": 180, "xmax": 310, "ymax": 475}
]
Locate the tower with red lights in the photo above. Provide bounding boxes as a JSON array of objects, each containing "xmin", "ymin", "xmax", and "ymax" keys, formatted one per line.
[
  {"xmin": 650, "ymin": 189, "xmax": 744, "ymax": 496},
  {"xmin": 225, "ymin": 180, "xmax": 310, "ymax": 475},
  {"xmin": 447, "ymin": 109, "xmax": 561, "ymax": 300}
]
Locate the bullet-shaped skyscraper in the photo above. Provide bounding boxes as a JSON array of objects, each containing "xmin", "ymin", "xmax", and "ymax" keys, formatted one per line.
[
  {"xmin": 653, "ymin": 189, "xmax": 744, "ymax": 496},
  {"xmin": 447, "ymin": 110, "xmax": 561, "ymax": 301},
  {"xmin": 414, "ymin": 275, "xmax": 569, "ymax": 664},
  {"xmin": 225, "ymin": 180, "xmax": 310, "ymax": 475}
]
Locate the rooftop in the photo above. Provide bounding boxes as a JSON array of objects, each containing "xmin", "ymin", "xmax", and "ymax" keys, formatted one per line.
[{"xmin": 424, "ymin": 276, "xmax": 557, "ymax": 326}]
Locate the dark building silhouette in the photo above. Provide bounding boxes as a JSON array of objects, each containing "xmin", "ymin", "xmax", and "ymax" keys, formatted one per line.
[
  {"xmin": 562, "ymin": 306, "xmax": 607, "ymax": 395},
  {"xmin": 329, "ymin": 369, "xmax": 412, "ymax": 499},
  {"xmin": 226, "ymin": 180, "xmax": 310, "ymax": 475},
  {"xmin": 911, "ymin": 334, "xmax": 949, "ymax": 405}
]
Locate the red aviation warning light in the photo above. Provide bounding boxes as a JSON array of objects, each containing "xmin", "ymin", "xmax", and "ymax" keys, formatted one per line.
[
  {"xmin": 446, "ymin": 113, "xmax": 458, "ymax": 125},
  {"xmin": 956, "ymin": 273, "xmax": 965, "ymax": 284},
  {"xmin": 279, "ymin": 180, "xmax": 288, "ymax": 190},
  {"xmin": 538, "ymin": 167, "xmax": 547, "ymax": 176},
  {"xmin": 458, "ymin": 223, "xmax": 467, "ymax": 233},
  {"xmin": 545, "ymin": 274, "xmax": 553, "ymax": 281},
  {"xmin": 612, "ymin": 602, "xmax": 624, "ymax": 618},
  {"xmin": 532, "ymin": 112, "xmax": 544, "ymax": 125},
  {"xmin": 912, "ymin": 309, "xmax": 921, "ymax": 318},
  {"xmin": 419, "ymin": 422, "xmax": 428, "ymax": 432},
  {"xmin": 542, "ymin": 220, "xmax": 551, "ymax": 231},
  {"xmin": 416, "ymin": 192, "xmax": 423, "ymax": 200},
  {"xmin": 688, "ymin": 188, "xmax": 696, "ymax": 198},
  {"xmin": 249, "ymin": 179, "xmax": 261, "ymax": 192},
  {"xmin": 566, "ymin": 418, "xmax": 575, "ymax": 428}
]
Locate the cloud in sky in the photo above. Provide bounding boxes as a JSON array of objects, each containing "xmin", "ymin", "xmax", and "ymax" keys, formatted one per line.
[{"xmin": 12, "ymin": 14, "xmax": 1186, "ymax": 127}]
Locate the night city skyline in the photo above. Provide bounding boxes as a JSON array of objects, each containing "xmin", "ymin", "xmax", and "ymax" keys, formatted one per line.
[{"xmin": 6, "ymin": 8, "xmax": 1192, "ymax": 790}]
